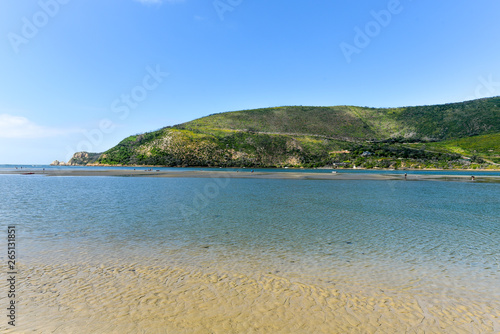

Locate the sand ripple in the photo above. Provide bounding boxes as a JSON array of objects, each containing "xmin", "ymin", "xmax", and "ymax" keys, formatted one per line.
[{"xmin": 3, "ymin": 261, "xmax": 499, "ymax": 333}]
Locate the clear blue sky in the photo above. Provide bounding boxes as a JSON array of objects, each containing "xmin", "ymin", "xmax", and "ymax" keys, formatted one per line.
[{"xmin": 1, "ymin": 0, "xmax": 500, "ymax": 164}]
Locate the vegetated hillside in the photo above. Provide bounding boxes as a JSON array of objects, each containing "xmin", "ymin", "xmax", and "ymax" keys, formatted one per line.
[
  {"xmin": 395, "ymin": 97, "xmax": 500, "ymax": 140},
  {"xmin": 71, "ymin": 97, "xmax": 500, "ymax": 169},
  {"xmin": 178, "ymin": 97, "xmax": 500, "ymax": 141},
  {"xmin": 408, "ymin": 133, "xmax": 500, "ymax": 164}
]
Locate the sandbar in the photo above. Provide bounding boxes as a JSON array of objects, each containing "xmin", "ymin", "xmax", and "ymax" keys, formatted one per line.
[{"xmin": 2, "ymin": 169, "xmax": 499, "ymax": 182}]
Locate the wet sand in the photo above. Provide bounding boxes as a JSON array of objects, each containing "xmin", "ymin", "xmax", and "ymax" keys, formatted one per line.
[
  {"xmin": 2, "ymin": 169, "xmax": 498, "ymax": 182},
  {"xmin": 5, "ymin": 259, "xmax": 499, "ymax": 333}
]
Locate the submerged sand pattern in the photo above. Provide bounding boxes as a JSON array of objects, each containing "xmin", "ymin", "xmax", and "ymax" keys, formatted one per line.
[
  {"xmin": 5, "ymin": 261, "xmax": 500, "ymax": 333},
  {"xmin": 2, "ymin": 172, "xmax": 499, "ymax": 333}
]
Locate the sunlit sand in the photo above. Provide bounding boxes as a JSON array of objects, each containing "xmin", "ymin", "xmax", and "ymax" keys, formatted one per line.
[
  {"xmin": 2, "ymin": 169, "xmax": 499, "ymax": 183},
  {"xmin": 4, "ymin": 256, "xmax": 499, "ymax": 333}
]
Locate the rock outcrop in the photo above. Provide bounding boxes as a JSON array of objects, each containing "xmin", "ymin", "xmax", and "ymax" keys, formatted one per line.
[
  {"xmin": 66, "ymin": 152, "xmax": 102, "ymax": 165},
  {"xmin": 50, "ymin": 160, "xmax": 67, "ymax": 166}
]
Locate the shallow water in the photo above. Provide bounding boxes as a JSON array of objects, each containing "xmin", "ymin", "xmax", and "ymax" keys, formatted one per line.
[{"xmin": 1, "ymin": 174, "xmax": 499, "ymax": 332}]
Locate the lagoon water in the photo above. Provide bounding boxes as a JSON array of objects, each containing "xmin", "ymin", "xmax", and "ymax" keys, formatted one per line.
[{"xmin": 1, "ymin": 172, "xmax": 499, "ymax": 332}]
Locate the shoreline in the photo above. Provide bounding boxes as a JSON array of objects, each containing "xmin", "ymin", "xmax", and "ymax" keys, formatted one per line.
[
  {"xmin": 4, "ymin": 163, "xmax": 500, "ymax": 172},
  {"xmin": 1, "ymin": 169, "xmax": 499, "ymax": 182},
  {"xmin": 56, "ymin": 164, "xmax": 500, "ymax": 171}
]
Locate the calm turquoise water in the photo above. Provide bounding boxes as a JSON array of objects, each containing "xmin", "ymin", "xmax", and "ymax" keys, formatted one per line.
[{"xmin": 1, "ymin": 174, "xmax": 499, "ymax": 300}]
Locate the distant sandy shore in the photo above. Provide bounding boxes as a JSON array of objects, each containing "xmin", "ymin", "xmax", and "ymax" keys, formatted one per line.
[{"xmin": 2, "ymin": 169, "xmax": 499, "ymax": 182}]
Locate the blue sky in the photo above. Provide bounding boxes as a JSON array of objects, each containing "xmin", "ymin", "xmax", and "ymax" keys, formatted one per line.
[{"xmin": 1, "ymin": 0, "xmax": 499, "ymax": 164}]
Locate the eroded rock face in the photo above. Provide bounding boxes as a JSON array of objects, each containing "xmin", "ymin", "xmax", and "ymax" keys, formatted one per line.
[
  {"xmin": 66, "ymin": 152, "xmax": 102, "ymax": 166},
  {"xmin": 50, "ymin": 160, "xmax": 66, "ymax": 166},
  {"xmin": 51, "ymin": 152, "xmax": 102, "ymax": 166}
]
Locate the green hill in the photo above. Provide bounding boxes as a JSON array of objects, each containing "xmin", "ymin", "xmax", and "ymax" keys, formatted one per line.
[
  {"xmin": 69, "ymin": 97, "xmax": 500, "ymax": 169},
  {"xmin": 178, "ymin": 97, "xmax": 500, "ymax": 141}
]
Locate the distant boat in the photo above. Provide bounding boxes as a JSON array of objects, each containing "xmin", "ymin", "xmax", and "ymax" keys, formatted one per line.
[{"xmin": 21, "ymin": 172, "xmax": 35, "ymax": 175}]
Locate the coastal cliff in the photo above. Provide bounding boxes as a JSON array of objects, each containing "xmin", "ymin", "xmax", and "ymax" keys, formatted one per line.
[{"xmin": 51, "ymin": 152, "xmax": 101, "ymax": 166}]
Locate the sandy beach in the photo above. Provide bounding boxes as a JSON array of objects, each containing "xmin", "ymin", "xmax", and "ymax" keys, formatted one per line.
[
  {"xmin": 2, "ymin": 168, "xmax": 499, "ymax": 183},
  {"xmin": 5, "ymin": 258, "xmax": 499, "ymax": 333}
]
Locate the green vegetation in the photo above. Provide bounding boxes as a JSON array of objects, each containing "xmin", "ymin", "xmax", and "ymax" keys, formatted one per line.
[
  {"xmin": 177, "ymin": 97, "xmax": 500, "ymax": 141},
  {"xmin": 68, "ymin": 97, "xmax": 500, "ymax": 169},
  {"xmin": 408, "ymin": 133, "xmax": 500, "ymax": 164},
  {"xmin": 396, "ymin": 98, "xmax": 500, "ymax": 140}
]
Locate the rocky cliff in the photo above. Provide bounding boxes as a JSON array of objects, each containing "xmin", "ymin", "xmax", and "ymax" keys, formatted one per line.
[{"xmin": 51, "ymin": 152, "xmax": 102, "ymax": 166}]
